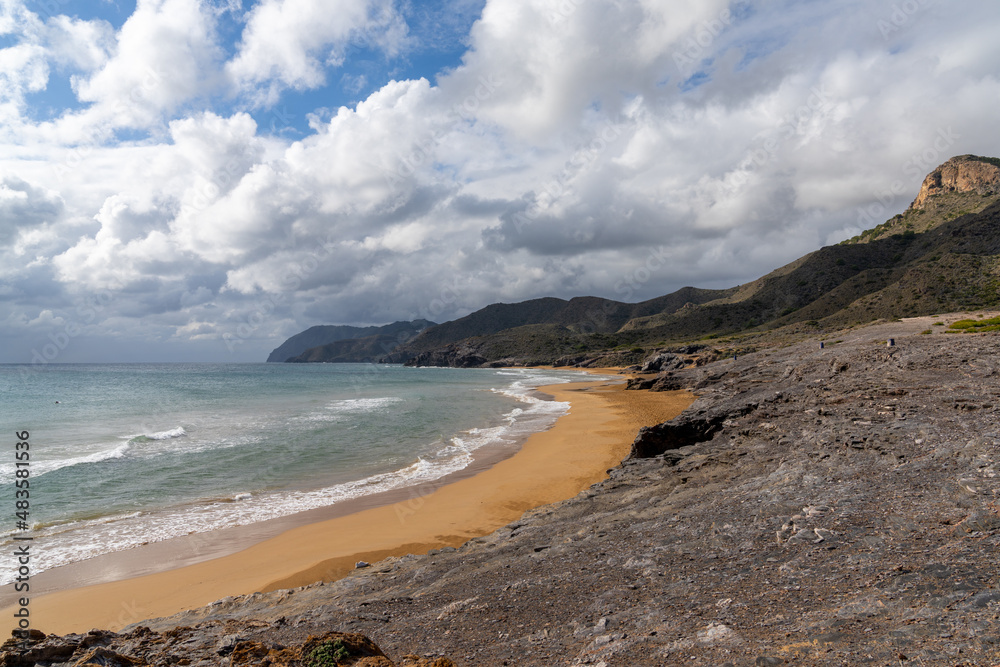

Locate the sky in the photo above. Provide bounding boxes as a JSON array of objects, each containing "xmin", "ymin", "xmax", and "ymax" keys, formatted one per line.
[{"xmin": 1, "ymin": 0, "xmax": 999, "ymax": 363}]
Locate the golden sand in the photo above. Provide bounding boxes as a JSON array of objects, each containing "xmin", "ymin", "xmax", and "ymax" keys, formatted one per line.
[{"xmin": 3, "ymin": 377, "xmax": 691, "ymax": 634}]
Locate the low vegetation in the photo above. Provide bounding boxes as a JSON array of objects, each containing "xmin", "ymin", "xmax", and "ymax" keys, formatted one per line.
[{"xmin": 948, "ymin": 316, "xmax": 1000, "ymax": 333}]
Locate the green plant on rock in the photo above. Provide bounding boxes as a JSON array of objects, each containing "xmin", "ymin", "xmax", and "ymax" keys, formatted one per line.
[{"xmin": 307, "ymin": 639, "xmax": 351, "ymax": 667}]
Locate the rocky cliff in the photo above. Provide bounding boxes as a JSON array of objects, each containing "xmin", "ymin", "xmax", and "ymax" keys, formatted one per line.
[{"xmin": 910, "ymin": 154, "xmax": 1000, "ymax": 209}]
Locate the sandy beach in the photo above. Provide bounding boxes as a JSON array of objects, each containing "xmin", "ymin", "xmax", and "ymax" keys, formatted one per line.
[{"xmin": 3, "ymin": 375, "xmax": 691, "ymax": 635}]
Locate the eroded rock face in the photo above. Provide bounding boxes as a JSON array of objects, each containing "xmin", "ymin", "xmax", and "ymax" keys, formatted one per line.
[
  {"xmin": 0, "ymin": 629, "xmax": 455, "ymax": 667},
  {"xmin": 910, "ymin": 155, "xmax": 1000, "ymax": 209}
]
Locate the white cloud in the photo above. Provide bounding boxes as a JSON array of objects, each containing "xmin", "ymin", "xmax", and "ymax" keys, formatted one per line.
[
  {"xmin": 44, "ymin": 14, "xmax": 115, "ymax": 71},
  {"xmin": 2, "ymin": 0, "xmax": 1000, "ymax": 361},
  {"xmin": 0, "ymin": 176, "xmax": 63, "ymax": 242},
  {"xmin": 43, "ymin": 0, "xmax": 225, "ymax": 143},
  {"xmin": 227, "ymin": 0, "xmax": 407, "ymax": 106}
]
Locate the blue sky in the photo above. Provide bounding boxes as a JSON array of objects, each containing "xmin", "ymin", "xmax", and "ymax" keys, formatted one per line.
[
  {"xmin": 1, "ymin": 0, "xmax": 999, "ymax": 362},
  {"xmin": 20, "ymin": 0, "xmax": 485, "ymax": 136}
]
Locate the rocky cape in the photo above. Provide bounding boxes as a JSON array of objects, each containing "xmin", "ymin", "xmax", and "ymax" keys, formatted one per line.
[
  {"xmin": 267, "ymin": 321, "xmax": 434, "ymax": 363},
  {"xmin": 9, "ymin": 315, "xmax": 1000, "ymax": 665}
]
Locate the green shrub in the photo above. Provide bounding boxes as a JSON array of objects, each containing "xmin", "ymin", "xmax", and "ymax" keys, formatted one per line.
[
  {"xmin": 970, "ymin": 155, "xmax": 1000, "ymax": 168},
  {"xmin": 307, "ymin": 639, "xmax": 350, "ymax": 667},
  {"xmin": 948, "ymin": 316, "xmax": 1000, "ymax": 332}
]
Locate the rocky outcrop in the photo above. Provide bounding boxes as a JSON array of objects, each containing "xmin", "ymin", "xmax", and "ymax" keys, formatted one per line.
[
  {"xmin": 0, "ymin": 628, "xmax": 455, "ymax": 667},
  {"xmin": 910, "ymin": 154, "xmax": 1000, "ymax": 209},
  {"xmin": 628, "ymin": 398, "xmax": 759, "ymax": 459},
  {"xmin": 639, "ymin": 352, "xmax": 684, "ymax": 373},
  {"xmin": 402, "ymin": 343, "xmax": 487, "ymax": 368}
]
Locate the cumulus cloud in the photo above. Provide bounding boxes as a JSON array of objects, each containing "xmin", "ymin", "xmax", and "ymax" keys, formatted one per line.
[
  {"xmin": 1, "ymin": 0, "xmax": 1000, "ymax": 361},
  {"xmin": 46, "ymin": 0, "xmax": 226, "ymax": 142},
  {"xmin": 0, "ymin": 177, "xmax": 63, "ymax": 243},
  {"xmin": 227, "ymin": 0, "xmax": 407, "ymax": 106}
]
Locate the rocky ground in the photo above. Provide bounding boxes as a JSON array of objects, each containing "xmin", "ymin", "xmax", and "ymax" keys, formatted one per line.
[{"xmin": 6, "ymin": 316, "xmax": 1000, "ymax": 666}]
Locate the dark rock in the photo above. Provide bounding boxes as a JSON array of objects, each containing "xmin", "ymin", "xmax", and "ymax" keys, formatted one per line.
[
  {"xmin": 625, "ymin": 376, "xmax": 656, "ymax": 390},
  {"xmin": 74, "ymin": 647, "xmax": 146, "ymax": 666},
  {"xmin": 640, "ymin": 352, "xmax": 682, "ymax": 373},
  {"xmin": 216, "ymin": 634, "xmax": 243, "ymax": 656},
  {"xmin": 629, "ymin": 401, "xmax": 756, "ymax": 458},
  {"xmin": 649, "ymin": 372, "xmax": 685, "ymax": 391},
  {"xmin": 951, "ymin": 513, "xmax": 1000, "ymax": 535},
  {"xmin": 963, "ymin": 590, "xmax": 1000, "ymax": 610}
]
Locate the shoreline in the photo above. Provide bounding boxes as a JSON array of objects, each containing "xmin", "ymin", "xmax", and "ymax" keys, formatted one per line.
[{"xmin": 3, "ymin": 373, "xmax": 691, "ymax": 634}]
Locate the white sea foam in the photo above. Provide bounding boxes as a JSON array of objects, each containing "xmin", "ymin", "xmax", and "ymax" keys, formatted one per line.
[
  {"xmin": 146, "ymin": 426, "xmax": 187, "ymax": 440},
  {"xmin": 0, "ymin": 368, "xmax": 601, "ymax": 584},
  {"xmin": 326, "ymin": 397, "xmax": 404, "ymax": 412},
  {"xmin": 0, "ymin": 442, "xmax": 132, "ymax": 478}
]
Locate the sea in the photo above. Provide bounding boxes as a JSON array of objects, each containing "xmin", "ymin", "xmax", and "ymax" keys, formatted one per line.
[{"xmin": 0, "ymin": 362, "xmax": 608, "ymax": 584}]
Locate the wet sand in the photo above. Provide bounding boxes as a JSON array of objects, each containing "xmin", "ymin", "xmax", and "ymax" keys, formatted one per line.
[{"xmin": 2, "ymin": 376, "xmax": 691, "ymax": 634}]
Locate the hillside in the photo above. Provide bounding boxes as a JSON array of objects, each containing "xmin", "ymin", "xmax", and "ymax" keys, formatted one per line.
[
  {"xmin": 380, "ymin": 288, "xmax": 733, "ymax": 364},
  {"xmin": 267, "ymin": 320, "xmax": 434, "ymax": 362},
  {"xmin": 382, "ymin": 155, "xmax": 1000, "ymax": 367},
  {"xmin": 286, "ymin": 332, "xmax": 420, "ymax": 363}
]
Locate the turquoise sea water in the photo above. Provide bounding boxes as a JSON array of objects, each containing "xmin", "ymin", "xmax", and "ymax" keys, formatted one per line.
[{"xmin": 0, "ymin": 363, "xmax": 604, "ymax": 582}]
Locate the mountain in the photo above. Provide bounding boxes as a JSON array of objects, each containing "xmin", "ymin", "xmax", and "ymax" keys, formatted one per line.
[
  {"xmin": 379, "ymin": 288, "xmax": 733, "ymax": 364},
  {"xmin": 267, "ymin": 320, "xmax": 434, "ymax": 362},
  {"xmin": 380, "ymin": 154, "xmax": 1000, "ymax": 367}
]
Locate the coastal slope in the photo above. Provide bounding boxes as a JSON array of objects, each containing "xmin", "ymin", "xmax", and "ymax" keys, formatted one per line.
[{"xmin": 10, "ymin": 315, "xmax": 1000, "ymax": 665}]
